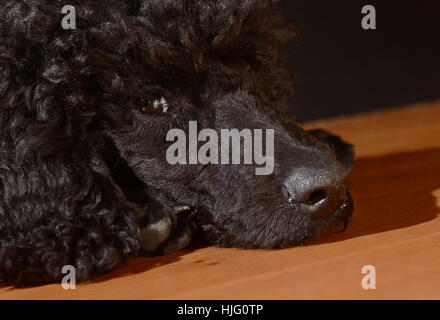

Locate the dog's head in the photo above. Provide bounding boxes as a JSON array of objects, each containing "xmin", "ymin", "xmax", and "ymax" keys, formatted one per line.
[
  {"xmin": 1, "ymin": 0, "xmax": 353, "ymax": 248},
  {"xmin": 109, "ymin": 90, "xmax": 353, "ymax": 249},
  {"xmin": 100, "ymin": 0, "xmax": 354, "ymax": 248}
]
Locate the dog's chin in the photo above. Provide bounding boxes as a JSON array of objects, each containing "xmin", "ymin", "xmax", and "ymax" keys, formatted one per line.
[
  {"xmin": 277, "ymin": 192, "xmax": 353, "ymax": 248},
  {"xmin": 194, "ymin": 190, "xmax": 354, "ymax": 249}
]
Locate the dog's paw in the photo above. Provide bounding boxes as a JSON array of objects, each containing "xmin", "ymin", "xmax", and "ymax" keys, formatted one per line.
[
  {"xmin": 140, "ymin": 216, "xmax": 172, "ymax": 252},
  {"xmin": 156, "ymin": 206, "xmax": 197, "ymax": 255},
  {"xmin": 140, "ymin": 205, "xmax": 196, "ymax": 255},
  {"xmin": 309, "ymin": 129, "xmax": 355, "ymax": 170},
  {"xmin": 160, "ymin": 226, "xmax": 192, "ymax": 255}
]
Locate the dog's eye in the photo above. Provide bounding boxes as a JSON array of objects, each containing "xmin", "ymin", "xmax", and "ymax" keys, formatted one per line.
[{"xmin": 139, "ymin": 96, "xmax": 169, "ymax": 114}]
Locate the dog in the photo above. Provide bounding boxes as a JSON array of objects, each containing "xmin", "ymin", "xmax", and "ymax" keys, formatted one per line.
[{"xmin": 0, "ymin": 0, "xmax": 354, "ymax": 286}]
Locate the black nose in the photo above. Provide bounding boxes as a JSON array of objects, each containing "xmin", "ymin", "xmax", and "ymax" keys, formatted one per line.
[{"xmin": 284, "ymin": 168, "xmax": 347, "ymax": 219}]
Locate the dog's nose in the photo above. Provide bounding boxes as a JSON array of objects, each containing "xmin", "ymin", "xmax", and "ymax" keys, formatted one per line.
[{"xmin": 284, "ymin": 167, "xmax": 346, "ymax": 219}]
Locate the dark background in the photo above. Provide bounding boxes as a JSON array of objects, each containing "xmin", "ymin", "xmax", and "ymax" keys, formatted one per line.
[{"xmin": 281, "ymin": 0, "xmax": 440, "ymax": 121}]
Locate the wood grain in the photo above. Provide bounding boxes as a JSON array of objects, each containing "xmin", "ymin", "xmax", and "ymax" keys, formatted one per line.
[{"xmin": 1, "ymin": 101, "xmax": 439, "ymax": 299}]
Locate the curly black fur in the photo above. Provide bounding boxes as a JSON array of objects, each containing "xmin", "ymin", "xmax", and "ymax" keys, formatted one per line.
[{"xmin": 0, "ymin": 0, "xmax": 354, "ymax": 286}]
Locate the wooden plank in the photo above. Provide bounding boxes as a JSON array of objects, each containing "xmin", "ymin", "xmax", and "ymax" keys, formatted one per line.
[{"xmin": 1, "ymin": 101, "xmax": 439, "ymax": 299}]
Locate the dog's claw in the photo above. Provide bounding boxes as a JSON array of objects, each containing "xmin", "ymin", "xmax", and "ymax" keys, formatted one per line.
[
  {"xmin": 161, "ymin": 226, "xmax": 192, "ymax": 255},
  {"xmin": 173, "ymin": 205, "xmax": 191, "ymax": 214},
  {"xmin": 173, "ymin": 205, "xmax": 197, "ymax": 218},
  {"xmin": 152, "ymin": 205, "xmax": 197, "ymax": 255},
  {"xmin": 140, "ymin": 216, "xmax": 172, "ymax": 252}
]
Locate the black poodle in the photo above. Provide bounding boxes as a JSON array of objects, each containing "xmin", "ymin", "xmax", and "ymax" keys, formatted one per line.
[{"xmin": 0, "ymin": 0, "xmax": 354, "ymax": 286}]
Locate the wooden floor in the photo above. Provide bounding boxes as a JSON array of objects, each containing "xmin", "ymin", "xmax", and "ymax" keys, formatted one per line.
[{"xmin": 1, "ymin": 101, "xmax": 440, "ymax": 299}]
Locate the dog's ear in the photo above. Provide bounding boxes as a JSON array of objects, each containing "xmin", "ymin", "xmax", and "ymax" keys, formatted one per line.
[
  {"xmin": 309, "ymin": 129, "xmax": 355, "ymax": 170},
  {"xmin": 0, "ymin": 122, "xmax": 143, "ymax": 285}
]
